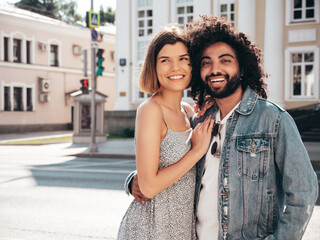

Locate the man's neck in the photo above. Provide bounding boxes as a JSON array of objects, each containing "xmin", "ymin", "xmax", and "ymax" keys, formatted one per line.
[{"xmin": 215, "ymin": 87, "xmax": 243, "ymax": 120}]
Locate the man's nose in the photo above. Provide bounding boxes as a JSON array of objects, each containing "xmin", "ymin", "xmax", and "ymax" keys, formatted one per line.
[{"xmin": 210, "ymin": 63, "xmax": 222, "ymax": 75}]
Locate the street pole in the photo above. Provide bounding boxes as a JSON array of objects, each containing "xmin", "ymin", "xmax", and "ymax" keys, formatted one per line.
[{"xmin": 89, "ymin": 0, "xmax": 98, "ymax": 153}]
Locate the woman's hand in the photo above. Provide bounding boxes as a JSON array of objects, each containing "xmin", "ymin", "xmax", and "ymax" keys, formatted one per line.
[
  {"xmin": 194, "ymin": 98, "xmax": 215, "ymax": 118},
  {"xmin": 191, "ymin": 116, "xmax": 214, "ymax": 156}
]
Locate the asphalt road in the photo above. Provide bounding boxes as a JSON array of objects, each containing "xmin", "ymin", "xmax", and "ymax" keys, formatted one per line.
[
  {"xmin": 0, "ymin": 143, "xmax": 319, "ymax": 239},
  {"xmin": 0, "ymin": 143, "xmax": 135, "ymax": 240}
]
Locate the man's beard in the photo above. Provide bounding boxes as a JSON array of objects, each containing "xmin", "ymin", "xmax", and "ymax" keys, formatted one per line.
[{"xmin": 204, "ymin": 72, "xmax": 241, "ymax": 99}]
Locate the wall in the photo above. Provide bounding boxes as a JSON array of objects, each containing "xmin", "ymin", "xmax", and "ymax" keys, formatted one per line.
[{"xmin": 104, "ymin": 110, "xmax": 136, "ymax": 135}]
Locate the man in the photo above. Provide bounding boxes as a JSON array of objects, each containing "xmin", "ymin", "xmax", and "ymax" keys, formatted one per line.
[{"xmin": 126, "ymin": 16, "xmax": 318, "ymax": 239}]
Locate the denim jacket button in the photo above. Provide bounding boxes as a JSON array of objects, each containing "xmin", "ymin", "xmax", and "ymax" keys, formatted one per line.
[{"xmin": 219, "ymin": 192, "xmax": 229, "ymax": 196}]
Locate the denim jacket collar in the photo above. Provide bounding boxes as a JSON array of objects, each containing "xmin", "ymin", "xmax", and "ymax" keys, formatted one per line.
[
  {"xmin": 235, "ymin": 87, "xmax": 258, "ymax": 116},
  {"xmin": 204, "ymin": 87, "xmax": 258, "ymax": 119}
]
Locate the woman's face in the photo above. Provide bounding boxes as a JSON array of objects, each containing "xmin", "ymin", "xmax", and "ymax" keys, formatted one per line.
[{"xmin": 156, "ymin": 42, "xmax": 191, "ymax": 93}]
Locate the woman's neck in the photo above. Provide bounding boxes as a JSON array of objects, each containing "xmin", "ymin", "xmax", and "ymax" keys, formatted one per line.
[{"xmin": 154, "ymin": 90, "xmax": 183, "ymax": 112}]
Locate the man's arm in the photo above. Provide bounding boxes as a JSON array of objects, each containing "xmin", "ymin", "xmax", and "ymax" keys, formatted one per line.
[
  {"xmin": 124, "ymin": 170, "xmax": 136, "ymax": 195},
  {"xmin": 272, "ymin": 111, "xmax": 318, "ymax": 239}
]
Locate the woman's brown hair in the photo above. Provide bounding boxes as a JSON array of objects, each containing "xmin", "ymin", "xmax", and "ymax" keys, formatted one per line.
[{"xmin": 139, "ymin": 24, "xmax": 188, "ymax": 94}]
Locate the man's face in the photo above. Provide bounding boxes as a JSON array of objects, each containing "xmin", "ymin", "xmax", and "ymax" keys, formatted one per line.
[{"xmin": 200, "ymin": 42, "xmax": 242, "ymax": 99}]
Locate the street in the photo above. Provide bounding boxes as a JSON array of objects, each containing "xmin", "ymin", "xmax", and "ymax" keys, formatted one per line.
[
  {"xmin": 0, "ymin": 143, "xmax": 134, "ymax": 240},
  {"xmin": 0, "ymin": 142, "xmax": 319, "ymax": 239}
]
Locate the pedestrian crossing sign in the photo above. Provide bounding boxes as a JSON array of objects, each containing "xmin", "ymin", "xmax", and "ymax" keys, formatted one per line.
[{"xmin": 88, "ymin": 10, "xmax": 100, "ymax": 28}]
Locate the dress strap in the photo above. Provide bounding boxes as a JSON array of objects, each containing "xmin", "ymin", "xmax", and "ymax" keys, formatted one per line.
[
  {"xmin": 149, "ymin": 98, "xmax": 169, "ymax": 128},
  {"xmin": 181, "ymin": 106, "xmax": 190, "ymax": 119}
]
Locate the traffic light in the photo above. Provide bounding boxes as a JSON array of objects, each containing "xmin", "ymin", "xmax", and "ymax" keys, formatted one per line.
[
  {"xmin": 96, "ymin": 49, "xmax": 104, "ymax": 76},
  {"xmin": 80, "ymin": 79, "xmax": 89, "ymax": 94}
]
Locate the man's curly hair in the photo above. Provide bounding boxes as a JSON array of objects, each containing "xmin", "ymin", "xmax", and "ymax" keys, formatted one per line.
[{"xmin": 187, "ymin": 15, "xmax": 268, "ymax": 106}]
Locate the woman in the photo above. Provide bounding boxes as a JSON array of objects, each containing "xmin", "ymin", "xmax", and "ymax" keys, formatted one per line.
[{"xmin": 117, "ymin": 25, "xmax": 213, "ymax": 239}]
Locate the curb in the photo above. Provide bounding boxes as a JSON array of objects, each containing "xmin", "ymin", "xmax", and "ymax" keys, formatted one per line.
[{"xmin": 70, "ymin": 153, "xmax": 135, "ymax": 159}]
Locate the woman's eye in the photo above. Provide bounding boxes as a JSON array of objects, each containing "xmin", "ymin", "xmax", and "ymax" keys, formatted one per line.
[
  {"xmin": 222, "ymin": 59, "xmax": 231, "ymax": 63},
  {"xmin": 181, "ymin": 57, "xmax": 189, "ymax": 61},
  {"xmin": 160, "ymin": 59, "xmax": 168, "ymax": 63}
]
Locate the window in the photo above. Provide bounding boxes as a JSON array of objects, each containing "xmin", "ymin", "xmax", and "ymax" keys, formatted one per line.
[
  {"xmin": 292, "ymin": 52, "xmax": 314, "ymax": 97},
  {"xmin": 26, "ymin": 88, "xmax": 33, "ymax": 111},
  {"xmin": 2, "ymin": 84, "xmax": 35, "ymax": 112},
  {"xmin": 136, "ymin": 1, "xmax": 153, "ymax": 100},
  {"xmin": 50, "ymin": 44, "xmax": 59, "ymax": 66},
  {"xmin": 285, "ymin": 46, "xmax": 319, "ymax": 101},
  {"xmin": 4, "ymin": 37, "xmax": 9, "ymax": 62},
  {"xmin": 81, "ymin": 104, "xmax": 91, "ymax": 130},
  {"xmin": 292, "ymin": 0, "xmax": 317, "ymax": 22},
  {"xmin": 13, "ymin": 87, "xmax": 23, "ymax": 111},
  {"xmin": 176, "ymin": 0, "xmax": 194, "ymax": 27},
  {"xmin": 137, "ymin": 9, "xmax": 153, "ymax": 37},
  {"xmin": 13, "ymin": 39, "xmax": 21, "ymax": 63},
  {"xmin": 138, "ymin": 0, "xmax": 153, "ymax": 7},
  {"xmin": 137, "ymin": 41, "xmax": 148, "ymax": 61},
  {"xmin": 220, "ymin": 0, "xmax": 235, "ymax": 25},
  {"xmin": 26, "ymin": 40, "xmax": 31, "ymax": 64},
  {"xmin": 4, "ymin": 87, "xmax": 11, "ymax": 111},
  {"xmin": 182, "ymin": 89, "xmax": 192, "ymax": 99}
]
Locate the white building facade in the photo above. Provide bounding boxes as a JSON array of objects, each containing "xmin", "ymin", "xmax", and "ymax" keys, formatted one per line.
[
  {"xmin": 115, "ymin": 0, "xmax": 320, "ymax": 110},
  {"xmin": 0, "ymin": 5, "xmax": 116, "ymax": 133}
]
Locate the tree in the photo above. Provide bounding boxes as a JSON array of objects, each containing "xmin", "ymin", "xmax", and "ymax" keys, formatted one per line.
[
  {"xmin": 14, "ymin": 0, "xmax": 82, "ymax": 23},
  {"xmin": 99, "ymin": 6, "xmax": 115, "ymax": 25},
  {"xmin": 58, "ymin": 0, "xmax": 82, "ymax": 23},
  {"xmin": 14, "ymin": 0, "xmax": 59, "ymax": 19}
]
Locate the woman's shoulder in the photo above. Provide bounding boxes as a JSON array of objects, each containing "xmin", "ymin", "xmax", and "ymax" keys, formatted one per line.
[
  {"xmin": 137, "ymin": 98, "xmax": 163, "ymax": 117},
  {"xmin": 181, "ymin": 101, "xmax": 195, "ymax": 118}
]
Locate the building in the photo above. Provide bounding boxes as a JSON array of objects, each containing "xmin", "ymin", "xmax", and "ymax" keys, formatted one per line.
[
  {"xmin": 115, "ymin": 0, "xmax": 320, "ymax": 110},
  {"xmin": 0, "ymin": 4, "xmax": 115, "ymax": 133}
]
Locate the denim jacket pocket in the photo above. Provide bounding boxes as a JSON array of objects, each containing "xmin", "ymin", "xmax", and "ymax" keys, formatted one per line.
[{"xmin": 237, "ymin": 137, "xmax": 270, "ymax": 181}]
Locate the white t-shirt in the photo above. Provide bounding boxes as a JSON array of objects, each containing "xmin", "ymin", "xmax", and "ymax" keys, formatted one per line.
[{"xmin": 196, "ymin": 103, "xmax": 240, "ymax": 240}]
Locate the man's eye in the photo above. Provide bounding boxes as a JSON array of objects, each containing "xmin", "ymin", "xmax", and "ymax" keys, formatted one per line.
[
  {"xmin": 222, "ymin": 59, "xmax": 231, "ymax": 63},
  {"xmin": 201, "ymin": 61, "xmax": 210, "ymax": 66},
  {"xmin": 181, "ymin": 57, "xmax": 189, "ymax": 61}
]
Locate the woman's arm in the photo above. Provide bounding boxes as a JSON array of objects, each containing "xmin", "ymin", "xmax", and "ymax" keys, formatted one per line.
[{"xmin": 136, "ymin": 100, "xmax": 213, "ymax": 199}]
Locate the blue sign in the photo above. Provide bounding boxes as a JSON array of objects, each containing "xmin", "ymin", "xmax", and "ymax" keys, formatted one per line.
[
  {"xmin": 88, "ymin": 10, "xmax": 100, "ymax": 28},
  {"xmin": 91, "ymin": 29, "xmax": 98, "ymax": 41},
  {"xmin": 120, "ymin": 58, "xmax": 126, "ymax": 66}
]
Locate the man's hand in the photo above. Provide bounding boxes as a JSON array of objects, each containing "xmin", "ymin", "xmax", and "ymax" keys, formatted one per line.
[{"xmin": 131, "ymin": 174, "xmax": 151, "ymax": 204}]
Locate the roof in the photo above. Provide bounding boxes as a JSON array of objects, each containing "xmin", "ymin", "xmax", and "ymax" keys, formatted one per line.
[{"xmin": 0, "ymin": 4, "xmax": 116, "ymax": 35}]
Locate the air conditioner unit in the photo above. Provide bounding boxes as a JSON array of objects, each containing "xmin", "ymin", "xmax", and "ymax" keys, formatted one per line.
[
  {"xmin": 39, "ymin": 78, "xmax": 51, "ymax": 92},
  {"xmin": 73, "ymin": 45, "xmax": 82, "ymax": 55},
  {"xmin": 39, "ymin": 93, "xmax": 50, "ymax": 103},
  {"xmin": 38, "ymin": 42, "xmax": 47, "ymax": 51}
]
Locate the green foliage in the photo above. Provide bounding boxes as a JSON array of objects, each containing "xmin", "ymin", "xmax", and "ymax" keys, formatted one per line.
[
  {"xmin": 107, "ymin": 128, "xmax": 135, "ymax": 139},
  {"xmin": 14, "ymin": 0, "xmax": 59, "ymax": 18},
  {"xmin": 14, "ymin": 0, "xmax": 83, "ymax": 23},
  {"xmin": 58, "ymin": 0, "xmax": 83, "ymax": 23},
  {"xmin": 99, "ymin": 6, "xmax": 115, "ymax": 24},
  {"xmin": 121, "ymin": 128, "xmax": 135, "ymax": 138}
]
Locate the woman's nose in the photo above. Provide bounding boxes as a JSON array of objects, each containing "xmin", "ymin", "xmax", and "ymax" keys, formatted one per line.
[{"xmin": 171, "ymin": 61, "xmax": 180, "ymax": 71}]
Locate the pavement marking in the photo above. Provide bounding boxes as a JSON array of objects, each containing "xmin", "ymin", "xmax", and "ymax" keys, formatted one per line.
[
  {"xmin": 0, "ymin": 165, "xmax": 133, "ymax": 174},
  {"xmin": 28, "ymin": 167, "xmax": 132, "ymax": 174}
]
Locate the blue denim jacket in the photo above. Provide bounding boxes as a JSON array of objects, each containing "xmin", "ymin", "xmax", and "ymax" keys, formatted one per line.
[{"xmin": 191, "ymin": 87, "xmax": 318, "ymax": 240}]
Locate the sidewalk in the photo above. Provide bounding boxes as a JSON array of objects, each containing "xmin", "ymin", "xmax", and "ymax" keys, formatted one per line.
[
  {"xmin": 0, "ymin": 131, "xmax": 135, "ymax": 159},
  {"xmin": 1, "ymin": 131, "xmax": 319, "ymax": 161}
]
